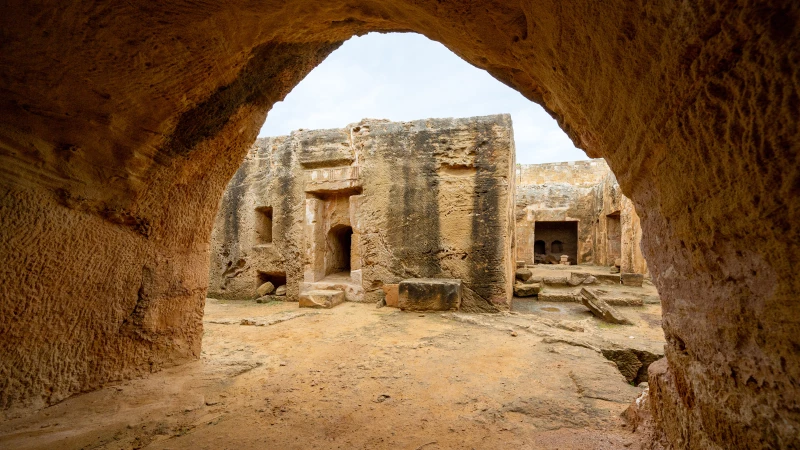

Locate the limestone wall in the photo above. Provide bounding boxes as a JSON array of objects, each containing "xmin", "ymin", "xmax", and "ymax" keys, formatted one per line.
[
  {"xmin": 208, "ymin": 136, "xmax": 306, "ymax": 301},
  {"xmin": 515, "ymin": 159, "xmax": 648, "ymax": 275},
  {"xmin": 517, "ymin": 160, "xmax": 609, "ymax": 187},
  {"xmin": 208, "ymin": 114, "xmax": 515, "ymax": 311},
  {"xmin": 353, "ymin": 115, "xmax": 516, "ymax": 311}
]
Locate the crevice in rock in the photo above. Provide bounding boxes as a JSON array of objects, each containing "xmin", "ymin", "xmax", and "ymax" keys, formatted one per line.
[{"xmin": 601, "ymin": 348, "xmax": 662, "ymax": 385}]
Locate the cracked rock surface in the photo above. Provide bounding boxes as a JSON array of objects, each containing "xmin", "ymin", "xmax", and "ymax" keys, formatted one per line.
[{"xmin": 0, "ymin": 300, "xmax": 659, "ymax": 449}]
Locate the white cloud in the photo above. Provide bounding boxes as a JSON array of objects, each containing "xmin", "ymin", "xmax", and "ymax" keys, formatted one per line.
[{"xmin": 260, "ymin": 33, "xmax": 589, "ymax": 165}]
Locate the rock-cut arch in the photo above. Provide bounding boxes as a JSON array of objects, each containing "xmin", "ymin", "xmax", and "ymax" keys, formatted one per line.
[{"xmin": 0, "ymin": 1, "xmax": 798, "ymax": 447}]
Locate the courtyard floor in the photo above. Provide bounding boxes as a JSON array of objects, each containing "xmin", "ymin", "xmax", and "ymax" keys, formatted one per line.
[{"xmin": 1, "ymin": 298, "xmax": 664, "ymax": 449}]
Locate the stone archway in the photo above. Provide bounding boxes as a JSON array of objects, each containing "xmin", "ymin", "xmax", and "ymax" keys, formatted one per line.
[{"xmin": 0, "ymin": 1, "xmax": 797, "ymax": 447}]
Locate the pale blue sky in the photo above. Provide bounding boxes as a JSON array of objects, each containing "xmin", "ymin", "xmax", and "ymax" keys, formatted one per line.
[{"xmin": 259, "ymin": 33, "xmax": 588, "ymax": 165}]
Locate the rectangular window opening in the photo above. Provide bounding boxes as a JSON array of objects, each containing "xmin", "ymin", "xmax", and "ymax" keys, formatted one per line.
[{"xmin": 255, "ymin": 206, "xmax": 273, "ymax": 244}]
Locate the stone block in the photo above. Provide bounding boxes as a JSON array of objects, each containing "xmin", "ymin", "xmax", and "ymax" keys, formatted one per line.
[
  {"xmin": 595, "ymin": 274, "xmax": 621, "ymax": 284},
  {"xmin": 256, "ymin": 281, "xmax": 275, "ymax": 297},
  {"xmin": 537, "ymin": 290, "xmax": 579, "ymax": 302},
  {"xmin": 542, "ymin": 276, "xmax": 569, "ymax": 286},
  {"xmin": 516, "ymin": 260, "xmax": 526, "ymax": 268},
  {"xmin": 299, "ymin": 289, "xmax": 345, "ymax": 309},
  {"xmin": 580, "ymin": 288, "xmax": 632, "ymax": 325},
  {"xmin": 514, "ymin": 282, "xmax": 541, "ymax": 297},
  {"xmin": 568, "ymin": 272, "xmax": 589, "ymax": 286},
  {"xmin": 604, "ymin": 295, "xmax": 644, "ymax": 307},
  {"xmin": 620, "ymin": 273, "xmax": 644, "ymax": 287},
  {"xmin": 515, "ymin": 268, "xmax": 532, "ymax": 282},
  {"xmin": 275, "ymin": 285, "xmax": 287, "ymax": 296},
  {"xmin": 398, "ymin": 278, "xmax": 462, "ymax": 311},
  {"xmin": 382, "ymin": 284, "xmax": 399, "ymax": 307}
]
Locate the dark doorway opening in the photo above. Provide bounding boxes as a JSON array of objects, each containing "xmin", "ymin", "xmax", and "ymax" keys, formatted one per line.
[
  {"xmin": 533, "ymin": 221, "xmax": 578, "ymax": 264},
  {"xmin": 534, "ymin": 240, "xmax": 546, "ymax": 256},
  {"xmin": 326, "ymin": 225, "xmax": 353, "ymax": 276}
]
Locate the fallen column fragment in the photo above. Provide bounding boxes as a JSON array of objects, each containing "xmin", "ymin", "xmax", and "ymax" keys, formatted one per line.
[{"xmin": 580, "ymin": 288, "xmax": 632, "ymax": 325}]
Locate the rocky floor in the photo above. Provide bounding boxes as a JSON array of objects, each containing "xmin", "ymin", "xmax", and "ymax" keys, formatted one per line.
[{"xmin": 0, "ymin": 299, "xmax": 665, "ymax": 449}]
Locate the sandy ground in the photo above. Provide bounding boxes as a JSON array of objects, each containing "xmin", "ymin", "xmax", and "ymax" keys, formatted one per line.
[{"xmin": 1, "ymin": 298, "xmax": 664, "ymax": 449}]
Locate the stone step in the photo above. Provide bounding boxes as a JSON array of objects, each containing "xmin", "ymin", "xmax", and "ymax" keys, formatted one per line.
[
  {"xmin": 299, "ymin": 289, "xmax": 345, "ymax": 309},
  {"xmin": 301, "ymin": 280, "xmax": 364, "ymax": 302}
]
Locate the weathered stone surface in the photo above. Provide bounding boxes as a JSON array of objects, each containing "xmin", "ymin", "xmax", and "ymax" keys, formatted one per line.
[
  {"xmin": 299, "ymin": 289, "xmax": 345, "ymax": 309},
  {"xmin": 514, "ymin": 282, "xmax": 541, "ymax": 297},
  {"xmin": 567, "ymin": 273, "xmax": 600, "ymax": 286},
  {"xmin": 621, "ymin": 387, "xmax": 656, "ymax": 435},
  {"xmin": 568, "ymin": 272, "xmax": 589, "ymax": 286},
  {"xmin": 580, "ymin": 288, "xmax": 632, "ymax": 325},
  {"xmin": 602, "ymin": 348, "xmax": 663, "ymax": 385},
  {"xmin": 274, "ymin": 286, "xmax": 287, "ymax": 296},
  {"xmin": 537, "ymin": 291, "xmax": 579, "ymax": 303},
  {"xmin": 382, "ymin": 284, "xmax": 399, "ymax": 308},
  {"xmin": 0, "ymin": 2, "xmax": 796, "ymax": 447},
  {"xmin": 398, "ymin": 278, "xmax": 462, "ymax": 312},
  {"xmin": 515, "ymin": 268, "xmax": 532, "ymax": 282},
  {"xmin": 542, "ymin": 276, "xmax": 569, "ymax": 286},
  {"xmin": 301, "ymin": 279, "xmax": 365, "ymax": 303},
  {"xmin": 620, "ymin": 273, "xmax": 644, "ymax": 287},
  {"xmin": 209, "ymin": 115, "xmax": 515, "ymax": 310},
  {"xmin": 595, "ymin": 274, "xmax": 621, "ymax": 284},
  {"xmin": 603, "ymin": 295, "xmax": 644, "ymax": 307},
  {"xmin": 516, "ymin": 160, "xmax": 648, "ymax": 274},
  {"xmin": 256, "ymin": 282, "xmax": 275, "ymax": 297}
]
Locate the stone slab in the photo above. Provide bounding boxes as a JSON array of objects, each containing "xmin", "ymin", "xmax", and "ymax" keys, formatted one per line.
[
  {"xmin": 382, "ymin": 284, "xmax": 399, "ymax": 307},
  {"xmin": 595, "ymin": 274, "xmax": 621, "ymax": 284},
  {"xmin": 542, "ymin": 276, "xmax": 569, "ymax": 286},
  {"xmin": 514, "ymin": 282, "xmax": 541, "ymax": 297},
  {"xmin": 580, "ymin": 288, "xmax": 632, "ymax": 325},
  {"xmin": 537, "ymin": 290, "xmax": 579, "ymax": 302},
  {"xmin": 299, "ymin": 289, "xmax": 345, "ymax": 309},
  {"xmin": 515, "ymin": 268, "xmax": 532, "ymax": 282},
  {"xmin": 398, "ymin": 278, "xmax": 462, "ymax": 311},
  {"xmin": 620, "ymin": 273, "xmax": 644, "ymax": 287}
]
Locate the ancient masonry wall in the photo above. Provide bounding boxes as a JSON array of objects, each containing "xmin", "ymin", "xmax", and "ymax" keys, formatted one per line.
[
  {"xmin": 515, "ymin": 159, "xmax": 648, "ymax": 274},
  {"xmin": 209, "ymin": 115, "xmax": 516, "ymax": 311}
]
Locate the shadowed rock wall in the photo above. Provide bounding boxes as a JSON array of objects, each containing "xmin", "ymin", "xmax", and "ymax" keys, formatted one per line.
[{"xmin": 0, "ymin": 1, "xmax": 797, "ymax": 447}]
